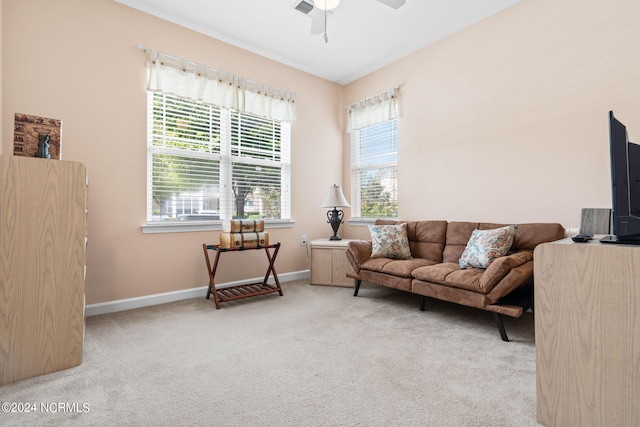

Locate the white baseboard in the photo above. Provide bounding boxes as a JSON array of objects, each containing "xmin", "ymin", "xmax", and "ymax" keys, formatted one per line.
[{"xmin": 85, "ymin": 270, "xmax": 310, "ymax": 317}]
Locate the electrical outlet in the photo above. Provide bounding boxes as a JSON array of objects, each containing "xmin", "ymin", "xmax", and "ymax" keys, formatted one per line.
[{"xmin": 301, "ymin": 235, "xmax": 307, "ymax": 245}]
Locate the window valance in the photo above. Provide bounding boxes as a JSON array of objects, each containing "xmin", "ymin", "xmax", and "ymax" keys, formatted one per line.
[
  {"xmin": 346, "ymin": 87, "xmax": 398, "ymax": 133},
  {"xmin": 143, "ymin": 48, "xmax": 296, "ymax": 122}
]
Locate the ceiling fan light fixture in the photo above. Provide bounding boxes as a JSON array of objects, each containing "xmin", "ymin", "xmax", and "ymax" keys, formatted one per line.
[{"xmin": 314, "ymin": 0, "xmax": 340, "ymax": 11}]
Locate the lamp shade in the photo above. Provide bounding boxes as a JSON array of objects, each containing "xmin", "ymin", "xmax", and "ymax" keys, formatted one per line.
[
  {"xmin": 314, "ymin": 0, "xmax": 340, "ymax": 10},
  {"xmin": 321, "ymin": 184, "xmax": 350, "ymax": 208}
]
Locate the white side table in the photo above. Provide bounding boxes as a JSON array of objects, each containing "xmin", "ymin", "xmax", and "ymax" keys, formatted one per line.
[{"xmin": 310, "ymin": 238, "xmax": 357, "ymax": 287}]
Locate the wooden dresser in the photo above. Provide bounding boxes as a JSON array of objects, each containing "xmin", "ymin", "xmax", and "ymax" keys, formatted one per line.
[
  {"xmin": 0, "ymin": 155, "xmax": 88, "ymax": 385},
  {"xmin": 534, "ymin": 237, "xmax": 640, "ymax": 426}
]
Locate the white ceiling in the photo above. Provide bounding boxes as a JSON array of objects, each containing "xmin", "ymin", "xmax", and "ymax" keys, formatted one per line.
[{"xmin": 115, "ymin": 0, "xmax": 522, "ymax": 85}]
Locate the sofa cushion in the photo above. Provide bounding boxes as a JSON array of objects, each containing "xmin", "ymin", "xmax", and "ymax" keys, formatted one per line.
[
  {"xmin": 510, "ymin": 223, "xmax": 566, "ymax": 251},
  {"xmin": 442, "ymin": 222, "xmax": 565, "ymax": 263},
  {"xmin": 360, "ymin": 257, "xmax": 437, "ymax": 278},
  {"xmin": 374, "ymin": 219, "xmax": 448, "ymax": 262},
  {"xmin": 473, "ymin": 222, "xmax": 565, "ymax": 251},
  {"xmin": 412, "ymin": 251, "xmax": 534, "ymax": 294},
  {"xmin": 406, "ymin": 220, "xmax": 447, "ymax": 261},
  {"xmin": 412, "ymin": 262, "xmax": 484, "ymax": 293},
  {"xmin": 442, "ymin": 222, "xmax": 481, "ymax": 263},
  {"xmin": 369, "ymin": 223, "xmax": 412, "ymax": 260},
  {"xmin": 459, "ymin": 225, "xmax": 516, "ymax": 268}
]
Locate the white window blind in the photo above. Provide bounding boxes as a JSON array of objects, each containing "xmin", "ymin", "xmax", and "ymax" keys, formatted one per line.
[
  {"xmin": 351, "ymin": 119, "xmax": 398, "ymax": 218},
  {"xmin": 147, "ymin": 92, "xmax": 291, "ymax": 223}
]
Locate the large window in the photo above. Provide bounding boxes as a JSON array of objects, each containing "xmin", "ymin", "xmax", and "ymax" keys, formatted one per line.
[
  {"xmin": 350, "ymin": 119, "xmax": 398, "ymax": 218},
  {"xmin": 147, "ymin": 92, "xmax": 291, "ymax": 223}
]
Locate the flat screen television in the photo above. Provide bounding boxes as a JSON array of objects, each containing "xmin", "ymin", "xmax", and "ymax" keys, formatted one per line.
[{"xmin": 601, "ymin": 111, "xmax": 640, "ymax": 244}]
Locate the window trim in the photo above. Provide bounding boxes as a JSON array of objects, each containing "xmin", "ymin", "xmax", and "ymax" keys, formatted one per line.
[
  {"xmin": 141, "ymin": 219, "xmax": 295, "ymax": 234},
  {"xmin": 346, "ymin": 217, "xmax": 380, "ymax": 227}
]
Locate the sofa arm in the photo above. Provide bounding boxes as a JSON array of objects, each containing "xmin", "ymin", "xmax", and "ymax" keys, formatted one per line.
[
  {"xmin": 345, "ymin": 240, "xmax": 372, "ymax": 275},
  {"xmin": 479, "ymin": 251, "xmax": 534, "ymax": 294}
]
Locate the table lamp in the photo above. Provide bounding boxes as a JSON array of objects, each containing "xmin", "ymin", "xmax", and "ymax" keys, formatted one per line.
[{"xmin": 321, "ymin": 184, "xmax": 350, "ymax": 240}]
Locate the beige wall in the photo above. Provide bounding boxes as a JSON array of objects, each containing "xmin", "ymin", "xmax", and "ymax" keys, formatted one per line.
[
  {"xmin": 342, "ymin": 0, "xmax": 640, "ymax": 240},
  {"xmin": 4, "ymin": 0, "xmax": 640, "ymax": 304},
  {"xmin": 2, "ymin": 0, "xmax": 343, "ymax": 304}
]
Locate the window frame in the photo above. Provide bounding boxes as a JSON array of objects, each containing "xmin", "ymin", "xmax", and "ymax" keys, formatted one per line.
[
  {"xmin": 142, "ymin": 91, "xmax": 293, "ymax": 234},
  {"xmin": 349, "ymin": 118, "xmax": 399, "ymax": 223}
]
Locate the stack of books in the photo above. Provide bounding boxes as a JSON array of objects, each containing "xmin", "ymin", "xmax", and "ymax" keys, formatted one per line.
[{"xmin": 219, "ymin": 219, "xmax": 268, "ymax": 248}]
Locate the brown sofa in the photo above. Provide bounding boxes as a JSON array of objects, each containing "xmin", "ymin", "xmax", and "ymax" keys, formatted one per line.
[{"xmin": 345, "ymin": 220, "xmax": 565, "ymax": 341}]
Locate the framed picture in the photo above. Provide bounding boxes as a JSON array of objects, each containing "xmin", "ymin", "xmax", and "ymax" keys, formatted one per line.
[{"xmin": 13, "ymin": 113, "xmax": 62, "ymax": 159}]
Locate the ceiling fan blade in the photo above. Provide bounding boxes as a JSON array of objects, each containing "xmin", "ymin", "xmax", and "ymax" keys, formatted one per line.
[
  {"xmin": 309, "ymin": 8, "xmax": 326, "ymax": 34},
  {"xmin": 376, "ymin": 0, "xmax": 406, "ymax": 9}
]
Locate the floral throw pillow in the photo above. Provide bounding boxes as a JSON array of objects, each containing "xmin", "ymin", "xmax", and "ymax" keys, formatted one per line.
[
  {"xmin": 369, "ymin": 223, "xmax": 412, "ymax": 260},
  {"xmin": 459, "ymin": 225, "xmax": 516, "ymax": 269}
]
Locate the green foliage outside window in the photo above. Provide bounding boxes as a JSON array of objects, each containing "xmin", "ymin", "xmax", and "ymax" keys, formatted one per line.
[{"xmin": 359, "ymin": 171, "xmax": 398, "ymax": 218}]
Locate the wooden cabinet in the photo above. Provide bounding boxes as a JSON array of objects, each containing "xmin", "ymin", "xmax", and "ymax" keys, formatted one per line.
[
  {"xmin": 0, "ymin": 155, "xmax": 88, "ymax": 385},
  {"xmin": 310, "ymin": 239, "xmax": 355, "ymax": 287},
  {"xmin": 534, "ymin": 238, "xmax": 640, "ymax": 426}
]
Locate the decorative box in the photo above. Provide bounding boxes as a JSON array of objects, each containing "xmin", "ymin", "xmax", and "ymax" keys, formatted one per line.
[
  {"xmin": 221, "ymin": 219, "xmax": 265, "ymax": 233},
  {"xmin": 219, "ymin": 232, "xmax": 269, "ymax": 248}
]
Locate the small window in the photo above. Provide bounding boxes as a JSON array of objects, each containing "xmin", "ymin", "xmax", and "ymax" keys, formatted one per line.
[{"xmin": 350, "ymin": 119, "xmax": 398, "ymax": 218}]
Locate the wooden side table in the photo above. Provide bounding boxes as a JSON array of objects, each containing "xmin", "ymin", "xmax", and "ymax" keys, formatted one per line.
[
  {"xmin": 310, "ymin": 238, "xmax": 356, "ymax": 287},
  {"xmin": 202, "ymin": 243, "xmax": 283, "ymax": 308}
]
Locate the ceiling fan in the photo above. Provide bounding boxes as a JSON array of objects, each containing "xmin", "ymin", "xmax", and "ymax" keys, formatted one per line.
[{"xmin": 295, "ymin": 0, "xmax": 407, "ymax": 42}]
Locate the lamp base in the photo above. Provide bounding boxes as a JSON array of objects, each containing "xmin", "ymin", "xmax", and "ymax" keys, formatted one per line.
[{"xmin": 326, "ymin": 208, "xmax": 344, "ymax": 242}]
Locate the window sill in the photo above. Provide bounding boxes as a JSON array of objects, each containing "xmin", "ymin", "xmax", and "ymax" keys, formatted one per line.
[
  {"xmin": 141, "ymin": 219, "xmax": 296, "ymax": 234},
  {"xmin": 348, "ymin": 218, "xmax": 380, "ymax": 227}
]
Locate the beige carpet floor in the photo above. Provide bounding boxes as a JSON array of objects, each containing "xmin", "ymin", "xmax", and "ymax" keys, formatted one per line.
[{"xmin": 1, "ymin": 280, "xmax": 540, "ymax": 426}]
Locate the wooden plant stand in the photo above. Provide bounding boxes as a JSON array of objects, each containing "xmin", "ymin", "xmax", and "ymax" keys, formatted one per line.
[{"xmin": 202, "ymin": 243, "xmax": 283, "ymax": 309}]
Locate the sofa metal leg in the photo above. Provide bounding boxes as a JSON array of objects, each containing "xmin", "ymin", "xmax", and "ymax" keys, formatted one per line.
[
  {"xmin": 353, "ymin": 280, "xmax": 361, "ymax": 297},
  {"xmin": 493, "ymin": 313, "xmax": 509, "ymax": 342},
  {"xmin": 530, "ymin": 294, "xmax": 535, "ymax": 319},
  {"xmin": 420, "ymin": 296, "xmax": 426, "ymax": 311}
]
